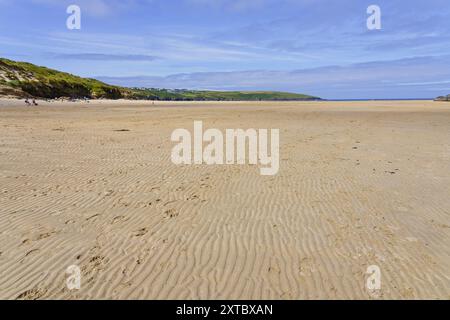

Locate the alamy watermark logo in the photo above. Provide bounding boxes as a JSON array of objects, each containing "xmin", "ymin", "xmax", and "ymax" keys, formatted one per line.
[
  {"xmin": 171, "ymin": 121, "xmax": 279, "ymax": 175},
  {"xmin": 66, "ymin": 265, "xmax": 81, "ymax": 290},
  {"xmin": 366, "ymin": 265, "xmax": 381, "ymax": 296},
  {"xmin": 66, "ymin": 5, "xmax": 81, "ymax": 30},
  {"xmin": 367, "ymin": 5, "xmax": 381, "ymax": 30}
]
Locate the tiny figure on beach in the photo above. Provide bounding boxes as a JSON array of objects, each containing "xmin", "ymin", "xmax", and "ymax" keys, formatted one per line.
[
  {"xmin": 25, "ymin": 99, "xmax": 31, "ymax": 106},
  {"xmin": 32, "ymin": 99, "xmax": 38, "ymax": 106}
]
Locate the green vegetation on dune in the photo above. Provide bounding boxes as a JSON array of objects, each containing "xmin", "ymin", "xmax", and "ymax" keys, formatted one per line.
[
  {"xmin": 0, "ymin": 58, "xmax": 122, "ymax": 99},
  {"xmin": 0, "ymin": 58, "xmax": 320, "ymax": 101}
]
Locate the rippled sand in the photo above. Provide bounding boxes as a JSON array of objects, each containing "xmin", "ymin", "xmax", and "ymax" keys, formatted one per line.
[{"xmin": 0, "ymin": 99, "xmax": 449, "ymax": 299}]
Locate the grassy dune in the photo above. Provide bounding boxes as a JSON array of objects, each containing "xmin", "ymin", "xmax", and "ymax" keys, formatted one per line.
[{"xmin": 0, "ymin": 58, "xmax": 122, "ymax": 99}]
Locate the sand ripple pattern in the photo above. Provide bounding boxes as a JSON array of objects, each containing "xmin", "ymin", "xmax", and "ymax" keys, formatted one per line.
[{"xmin": 0, "ymin": 100, "xmax": 449, "ymax": 299}]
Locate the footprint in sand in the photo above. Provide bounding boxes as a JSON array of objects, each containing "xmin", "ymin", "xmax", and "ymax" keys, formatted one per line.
[
  {"xmin": 37, "ymin": 232, "xmax": 56, "ymax": 240},
  {"xmin": 164, "ymin": 209, "xmax": 179, "ymax": 218},
  {"xmin": 187, "ymin": 194, "xmax": 199, "ymax": 201},
  {"xmin": 133, "ymin": 228, "xmax": 149, "ymax": 237},
  {"xmin": 111, "ymin": 215, "xmax": 127, "ymax": 224}
]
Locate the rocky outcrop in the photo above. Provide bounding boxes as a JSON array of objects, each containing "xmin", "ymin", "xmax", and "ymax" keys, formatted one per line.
[{"xmin": 435, "ymin": 95, "xmax": 450, "ymax": 101}]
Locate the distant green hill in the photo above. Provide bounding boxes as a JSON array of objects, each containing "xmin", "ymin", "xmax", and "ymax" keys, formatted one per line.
[
  {"xmin": 0, "ymin": 58, "xmax": 320, "ymax": 101},
  {"xmin": 128, "ymin": 88, "xmax": 319, "ymax": 101}
]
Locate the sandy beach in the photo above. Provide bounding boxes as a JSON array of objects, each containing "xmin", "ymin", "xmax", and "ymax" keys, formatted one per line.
[{"xmin": 0, "ymin": 99, "xmax": 449, "ymax": 299}]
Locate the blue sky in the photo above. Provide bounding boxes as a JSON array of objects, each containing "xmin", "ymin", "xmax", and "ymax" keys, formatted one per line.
[{"xmin": 1, "ymin": 0, "xmax": 449, "ymax": 99}]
